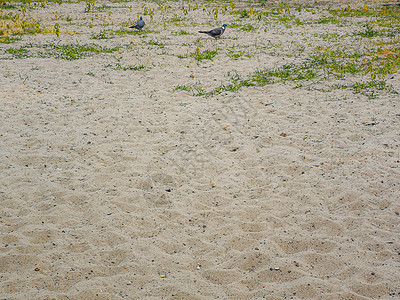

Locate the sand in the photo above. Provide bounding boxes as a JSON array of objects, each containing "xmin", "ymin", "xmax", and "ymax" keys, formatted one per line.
[{"xmin": 1, "ymin": 0, "xmax": 399, "ymax": 298}]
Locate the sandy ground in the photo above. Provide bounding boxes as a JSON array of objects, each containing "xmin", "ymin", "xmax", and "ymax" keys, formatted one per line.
[{"xmin": 1, "ymin": 0, "xmax": 399, "ymax": 298}]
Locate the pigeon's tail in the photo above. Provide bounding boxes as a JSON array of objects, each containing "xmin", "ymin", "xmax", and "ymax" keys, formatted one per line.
[{"xmin": 199, "ymin": 31, "xmax": 208, "ymax": 33}]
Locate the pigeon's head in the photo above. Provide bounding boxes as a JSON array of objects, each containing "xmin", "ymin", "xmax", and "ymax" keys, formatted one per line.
[
  {"xmin": 222, "ymin": 24, "xmax": 227, "ymax": 29},
  {"xmin": 140, "ymin": 16, "xmax": 143, "ymax": 20}
]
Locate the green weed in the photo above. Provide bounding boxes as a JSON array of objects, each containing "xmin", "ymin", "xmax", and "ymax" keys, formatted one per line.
[
  {"xmin": 172, "ymin": 30, "xmax": 192, "ymax": 36},
  {"xmin": 190, "ymin": 48, "xmax": 218, "ymax": 61},
  {"xmin": 147, "ymin": 39, "xmax": 165, "ymax": 48},
  {"xmin": 91, "ymin": 30, "xmax": 113, "ymax": 39},
  {"xmin": 240, "ymin": 24, "xmax": 256, "ymax": 31},
  {"xmin": 6, "ymin": 46, "xmax": 29, "ymax": 58},
  {"xmin": 106, "ymin": 63, "xmax": 145, "ymax": 71},
  {"xmin": 0, "ymin": 36, "xmax": 20, "ymax": 43},
  {"xmin": 173, "ymin": 84, "xmax": 192, "ymax": 92}
]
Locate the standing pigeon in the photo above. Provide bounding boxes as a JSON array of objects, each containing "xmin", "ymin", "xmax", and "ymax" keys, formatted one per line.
[
  {"xmin": 199, "ymin": 24, "xmax": 227, "ymax": 39},
  {"xmin": 130, "ymin": 16, "xmax": 145, "ymax": 31}
]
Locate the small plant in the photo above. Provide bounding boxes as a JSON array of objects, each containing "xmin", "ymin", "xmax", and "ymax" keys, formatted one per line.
[
  {"xmin": 173, "ymin": 85, "xmax": 191, "ymax": 92},
  {"xmin": 91, "ymin": 30, "xmax": 112, "ymax": 39},
  {"xmin": 142, "ymin": 4, "xmax": 155, "ymax": 20},
  {"xmin": 147, "ymin": 39, "xmax": 165, "ymax": 48},
  {"xmin": 190, "ymin": 48, "xmax": 218, "ymax": 61},
  {"xmin": 240, "ymin": 24, "xmax": 256, "ymax": 31},
  {"xmin": 212, "ymin": 6, "xmax": 219, "ymax": 20},
  {"xmin": 356, "ymin": 23, "xmax": 378, "ymax": 37},
  {"xmin": 0, "ymin": 36, "xmax": 20, "ymax": 43},
  {"xmin": 54, "ymin": 23, "xmax": 60, "ymax": 37},
  {"xmin": 6, "ymin": 47, "xmax": 29, "ymax": 58},
  {"xmin": 50, "ymin": 44, "xmax": 120, "ymax": 60},
  {"xmin": 172, "ymin": 30, "xmax": 191, "ymax": 36},
  {"xmin": 85, "ymin": 0, "xmax": 96, "ymax": 12},
  {"xmin": 226, "ymin": 49, "xmax": 245, "ymax": 59},
  {"xmin": 277, "ymin": 3, "xmax": 290, "ymax": 14},
  {"xmin": 107, "ymin": 63, "xmax": 145, "ymax": 71},
  {"xmin": 229, "ymin": 0, "xmax": 235, "ymax": 11}
]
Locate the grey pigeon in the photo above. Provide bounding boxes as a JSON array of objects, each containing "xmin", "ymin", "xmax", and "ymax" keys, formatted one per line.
[
  {"xmin": 130, "ymin": 16, "xmax": 145, "ymax": 31},
  {"xmin": 199, "ymin": 24, "xmax": 227, "ymax": 39}
]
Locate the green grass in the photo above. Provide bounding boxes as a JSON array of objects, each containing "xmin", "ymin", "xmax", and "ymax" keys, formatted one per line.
[
  {"xmin": 0, "ymin": 11, "xmax": 45, "ymax": 36},
  {"xmin": 226, "ymin": 49, "xmax": 245, "ymax": 59},
  {"xmin": 316, "ymin": 16, "xmax": 345, "ymax": 25},
  {"xmin": 172, "ymin": 30, "xmax": 192, "ymax": 36},
  {"xmin": 335, "ymin": 80, "xmax": 396, "ymax": 99},
  {"xmin": 173, "ymin": 84, "xmax": 191, "ymax": 92},
  {"xmin": 6, "ymin": 46, "xmax": 29, "ymax": 58},
  {"xmin": 328, "ymin": 5, "xmax": 400, "ymax": 20},
  {"xmin": 91, "ymin": 30, "xmax": 113, "ymax": 39},
  {"xmin": 147, "ymin": 39, "xmax": 165, "ymax": 48},
  {"xmin": 0, "ymin": 36, "xmax": 21, "ymax": 43},
  {"xmin": 354, "ymin": 24, "xmax": 379, "ymax": 38},
  {"xmin": 240, "ymin": 24, "xmax": 256, "ymax": 31},
  {"xmin": 5, "ymin": 43, "xmax": 121, "ymax": 60},
  {"xmin": 106, "ymin": 63, "xmax": 145, "ymax": 71},
  {"xmin": 51, "ymin": 44, "xmax": 120, "ymax": 60},
  {"xmin": 190, "ymin": 48, "xmax": 218, "ymax": 61},
  {"xmin": 198, "ymin": 40, "xmax": 399, "ymax": 97}
]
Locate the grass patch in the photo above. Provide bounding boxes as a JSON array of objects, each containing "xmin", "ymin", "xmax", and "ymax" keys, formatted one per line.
[
  {"xmin": 6, "ymin": 46, "xmax": 29, "ymax": 58},
  {"xmin": 189, "ymin": 48, "xmax": 218, "ymax": 61},
  {"xmin": 106, "ymin": 63, "xmax": 145, "ymax": 71},
  {"xmin": 240, "ymin": 24, "xmax": 256, "ymax": 31},
  {"xmin": 51, "ymin": 44, "xmax": 120, "ymax": 60},
  {"xmin": 0, "ymin": 36, "xmax": 20, "ymax": 43},
  {"xmin": 172, "ymin": 30, "xmax": 192, "ymax": 36},
  {"xmin": 201, "ymin": 41, "xmax": 399, "ymax": 97},
  {"xmin": 91, "ymin": 30, "xmax": 113, "ymax": 39},
  {"xmin": 6, "ymin": 43, "xmax": 121, "ymax": 60},
  {"xmin": 147, "ymin": 39, "xmax": 165, "ymax": 48},
  {"xmin": 173, "ymin": 84, "xmax": 192, "ymax": 92},
  {"xmin": 336, "ymin": 80, "xmax": 397, "ymax": 99},
  {"xmin": 0, "ymin": 11, "xmax": 45, "ymax": 36}
]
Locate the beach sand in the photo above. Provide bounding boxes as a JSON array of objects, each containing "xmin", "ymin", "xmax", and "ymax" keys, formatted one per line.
[{"xmin": 1, "ymin": 0, "xmax": 399, "ymax": 298}]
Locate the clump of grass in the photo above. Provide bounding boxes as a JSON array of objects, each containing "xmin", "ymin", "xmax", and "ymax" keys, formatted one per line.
[
  {"xmin": 147, "ymin": 39, "xmax": 165, "ymax": 48},
  {"xmin": 1, "ymin": 3, "xmax": 18, "ymax": 9},
  {"xmin": 190, "ymin": 48, "xmax": 218, "ymax": 61},
  {"xmin": 91, "ymin": 30, "xmax": 113, "ymax": 39},
  {"xmin": 226, "ymin": 49, "xmax": 245, "ymax": 59},
  {"xmin": 240, "ymin": 24, "xmax": 256, "ymax": 31},
  {"xmin": 106, "ymin": 63, "xmax": 145, "ymax": 71},
  {"xmin": 172, "ymin": 30, "xmax": 192, "ymax": 36},
  {"xmin": 0, "ymin": 36, "xmax": 20, "ymax": 43},
  {"xmin": 0, "ymin": 11, "xmax": 45, "ymax": 36},
  {"xmin": 173, "ymin": 84, "xmax": 191, "ymax": 92},
  {"xmin": 329, "ymin": 5, "xmax": 400, "ymax": 20},
  {"xmin": 85, "ymin": 0, "xmax": 96, "ymax": 13},
  {"xmin": 199, "ymin": 41, "xmax": 399, "ymax": 97},
  {"xmin": 336, "ymin": 80, "xmax": 396, "ymax": 99},
  {"xmin": 355, "ymin": 23, "xmax": 379, "ymax": 38},
  {"xmin": 6, "ymin": 46, "xmax": 29, "ymax": 58},
  {"xmin": 231, "ymin": 8, "xmax": 254, "ymax": 18},
  {"xmin": 51, "ymin": 44, "xmax": 120, "ymax": 60},
  {"xmin": 316, "ymin": 16, "xmax": 344, "ymax": 25},
  {"xmin": 311, "ymin": 45, "xmax": 400, "ymax": 77},
  {"xmin": 167, "ymin": 14, "xmax": 184, "ymax": 24}
]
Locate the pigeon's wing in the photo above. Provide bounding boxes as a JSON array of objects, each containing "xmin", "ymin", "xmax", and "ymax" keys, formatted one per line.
[
  {"xmin": 130, "ymin": 21, "xmax": 139, "ymax": 28},
  {"xmin": 208, "ymin": 27, "xmax": 222, "ymax": 36}
]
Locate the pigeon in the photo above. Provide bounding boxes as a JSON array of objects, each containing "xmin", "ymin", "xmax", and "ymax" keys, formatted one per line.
[
  {"xmin": 130, "ymin": 16, "xmax": 145, "ymax": 31},
  {"xmin": 199, "ymin": 24, "xmax": 227, "ymax": 39}
]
